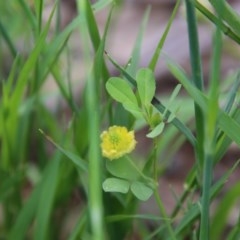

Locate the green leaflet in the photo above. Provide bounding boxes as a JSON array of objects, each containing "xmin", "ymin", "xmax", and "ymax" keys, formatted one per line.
[
  {"xmin": 136, "ymin": 68, "xmax": 156, "ymax": 106},
  {"xmin": 102, "ymin": 178, "xmax": 130, "ymax": 194},
  {"xmin": 106, "ymin": 77, "xmax": 142, "ymax": 118},
  {"xmin": 130, "ymin": 181, "xmax": 153, "ymax": 201}
]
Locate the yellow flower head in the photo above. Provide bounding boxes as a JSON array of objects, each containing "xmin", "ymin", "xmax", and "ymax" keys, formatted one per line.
[{"xmin": 100, "ymin": 126, "xmax": 137, "ymax": 160}]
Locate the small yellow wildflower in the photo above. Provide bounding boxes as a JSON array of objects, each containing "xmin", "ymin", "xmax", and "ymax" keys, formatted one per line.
[{"xmin": 100, "ymin": 126, "xmax": 137, "ymax": 160}]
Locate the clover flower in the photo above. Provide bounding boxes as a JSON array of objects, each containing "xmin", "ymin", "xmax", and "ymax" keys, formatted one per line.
[{"xmin": 100, "ymin": 126, "xmax": 137, "ymax": 160}]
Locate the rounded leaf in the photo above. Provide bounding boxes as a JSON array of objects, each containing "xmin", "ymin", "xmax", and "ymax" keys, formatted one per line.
[
  {"xmin": 106, "ymin": 77, "xmax": 142, "ymax": 117},
  {"xmin": 102, "ymin": 178, "xmax": 130, "ymax": 193},
  {"xmin": 106, "ymin": 77, "xmax": 138, "ymax": 106},
  {"xmin": 106, "ymin": 157, "xmax": 140, "ymax": 181},
  {"xmin": 130, "ymin": 181, "xmax": 153, "ymax": 201}
]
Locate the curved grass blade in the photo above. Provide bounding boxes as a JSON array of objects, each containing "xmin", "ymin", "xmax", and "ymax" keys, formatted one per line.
[
  {"xmin": 68, "ymin": 208, "xmax": 88, "ymax": 240},
  {"xmin": 168, "ymin": 61, "xmax": 240, "ymax": 147},
  {"xmin": 148, "ymin": 0, "xmax": 181, "ymax": 71},
  {"xmin": 10, "ymin": 4, "xmax": 56, "ymax": 108},
  {"xmin": 106, "ymin": 214, "xmax": 165, "ymax": 222},
  {"xmin": 39, "ymin": 129, "xmax": 88, "ymax": 172},
  {"xmin": 170, "ymin": 159, "xmax": 240, "ymax": 238},
  {"xmin": 211, "ymin": 181, "xmax": 240, "ymax": 239},
  {"xmin": 77, "ymin": 1, "xmax": 108, "ymax": 239},
  {"xmin": 193, "ymin": 0, "xmax": 240, "ymax": 44},
  {"xmin": 127, "ymin": 6, "xmax": 150, "ymax": 76},
  {"xmin": 9, "ymin": 185, "xmax": 41, "ymax": 240},
  {"xmin": 34, "ymin": 155, "xmax": 60, "ymax": 240},
  {"xmin": 93, "ymin": 0, "xmax": 114, "ymax": 12},
  {"xmin": 0, "ymin": 21, "xmax": 17, "ymax": 57},
  {"xmin": 210, "ymin": 0, "xmax": 240, "ymax": 37}
]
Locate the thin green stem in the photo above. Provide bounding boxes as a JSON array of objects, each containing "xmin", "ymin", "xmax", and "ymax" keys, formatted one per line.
[
  {"xmin": 148, "ymin": 0, "xmax": 181, "ymax": 70},
  {"xmin": 171, "ymin": 170, "xmax": 197, "ymax": 218},
  {"xmin": 154, "ymin": 189, "xmax": 177, "ymax": 240},
  {"xmin": 153, "ymin": 138, "xmax": 158, "ymax": 182}
]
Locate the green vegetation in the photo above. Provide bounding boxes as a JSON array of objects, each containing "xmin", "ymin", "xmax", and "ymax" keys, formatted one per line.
[{"xmin": 1, "ymin": 0, "xmax": 240, "ymax": 239}]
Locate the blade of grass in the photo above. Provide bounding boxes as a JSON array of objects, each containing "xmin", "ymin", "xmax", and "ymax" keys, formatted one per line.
[
  {"xmin": 0, "ymin": 6, "xmax": 56, "ymax": 171},
  {"xmin": 10, "ymin": 5, "xmax": 55, "ymax": 108},
  {"xmin": 171, "ymin": 159, "xmax": 240, "ymax": 238},
  {"xmin": 93, "ymin": 4, "xmax": 113, "ymax": 88},
  {"xmin": 223, "ymin": 71, "xmax": 240, "ymax": 114},
  {"xmin": 0, "ymin": 172, "xmax": 23, "ymax": 202},
  {"xmin": 148, "ymin": 0, "xmax": 181, "ymax": 71},
  {"xmin": 0, "ymin": 56, "xmax": 22, "ymax": 169},
  {"xmin": 9, "ymin": 154, "xmax": 62, "ymax": 240},
  {"xmin": 210, "ymin": 0, "xmax": 240, "ymax": 37},
  {"xmin": 17, "ymin": 0, "xmax": 37, "ymax": 33},
  {"xmin": 40, "ymin": 15, "xmax": 84, "ymax": 81},
  {"xmin": 126, "ymin": 6, "xmax": 150, "ymax": 76},
  {"xmin": 39, "ymin": 129, "xmax": 88, "ymax": 172},
  {"xmin": 68, "ymin": 208, "xmax": 88, "ymax": 240},
  {"xmin": 193, "ymin": 0, "xmax": 240, "ymax": 44},
  {"xmin": 200, "ymin": 26, "xmax": 222, "ymax": 240},
  {"xmin": 168, "ymin": 61, "xmax": 240, "ymax": 147},
  {"xmin": 36, "ymin": 15, "xmax": 84, "ymax": 111},
  {"xmin": 215, "ymin": 109, "xmax": 240, "ymax": 163},
  {"xmin": 0, "ymin": 21, "xmax": 17, "ymax": 57},
  {"xmin": 80, "ymin": 0, "xmax": 100, "ymax": 52},
  {"xmin": 81, "ymin": 0, "xmax": 110, "ymax": 82},
  {"xmin": 34, "ymin": 0, "xmax": 44, "ymax": 34},
  {"xmin": 154, "ymin": 189, "xmax": 177, "ymax": 240},
  {"xmin": 185, "ymin": 0, "xmax": 205, "ymax": 168},
  {"xmin": 170, "ymin": 166, "xmax": 197, "ymax": 218},
  {"xmin": 77, "ymin": 0, "xmax": 106, "ymax": 239},
  {"xmin": 106, "ymin": 214, "xmax": 165, "ymax": 222},
  {"xmin": 92, "ymin": 0, "xmax": 114, "ymax": 12},
  {"xmin": 211, "ymin": 181, "xmax": 240, "ymax": 239},
  {"xmin": 9, "ymin": 185, "xmax": 42, "ymax": 240},
  {"xmin": 2, "ymin": 55, "xmax": 21, "ymax": 98},
  {"xmin": 55, "ymin": 0, "xmax": 61, "ymax": 34},
  {"xmin": 34, "ymin": 154, "xmax": 61, "ymax": 240},
  {"xmin": 227, "ymin": 213, "xmax": 240, "ymax": 240}
]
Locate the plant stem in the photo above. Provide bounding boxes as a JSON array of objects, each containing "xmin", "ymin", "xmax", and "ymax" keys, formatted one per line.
[
  {"xmin": 153, "ymin": 138, "xmax": 158, "ymax": 182},
  {"xmin": 154, "ymin": 189, "xmax": 177, "ymax": 240},
  {"xmin": 171, "ymin": 171, "xmax": 196, "ymax": 218}
]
